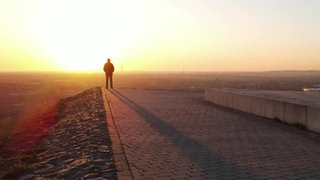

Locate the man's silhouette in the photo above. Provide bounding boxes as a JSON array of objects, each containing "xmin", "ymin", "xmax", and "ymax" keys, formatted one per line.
[{"xmin": 103, "ymin": 58, "xmax": 114, "ymax": 89}]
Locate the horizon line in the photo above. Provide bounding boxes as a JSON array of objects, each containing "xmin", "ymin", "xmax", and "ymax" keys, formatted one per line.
[{"xmin": 1, "ymin": 69, "xmax": 320, "ymax": 74}]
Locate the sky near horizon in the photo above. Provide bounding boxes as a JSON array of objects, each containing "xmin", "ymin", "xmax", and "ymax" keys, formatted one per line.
[{"xmin": 0, "ymin": 0, "xmax": 319, "ymax": 72}]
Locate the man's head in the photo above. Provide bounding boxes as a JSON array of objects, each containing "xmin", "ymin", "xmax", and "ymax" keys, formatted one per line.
[{"xmin": 107, "ymin": 58, "xmax": 111, "ymax": 62}]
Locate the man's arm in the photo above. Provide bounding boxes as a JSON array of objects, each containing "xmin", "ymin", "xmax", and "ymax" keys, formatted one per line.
[{"xmin": 103, "ymin": 64, "xmax": 107, "ymax": 72}]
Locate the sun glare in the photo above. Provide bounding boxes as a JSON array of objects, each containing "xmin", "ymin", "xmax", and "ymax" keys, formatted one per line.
[
  {"xmin": 1, "ymin": 0, "xmax": 320, "ymax": 71},
  {"xmin": 31, "ymin": 0, "xmax": 145, "ymax": 72}
]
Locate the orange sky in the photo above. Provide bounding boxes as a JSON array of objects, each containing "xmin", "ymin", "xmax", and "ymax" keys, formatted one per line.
[{"xmin": 1, "ymin": 0, "xmax": 319, "ymax": 72}]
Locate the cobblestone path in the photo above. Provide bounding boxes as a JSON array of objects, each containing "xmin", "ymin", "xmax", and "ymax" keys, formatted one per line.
[
  {"xmin": 19, "ymin": 87, "xmax": 116, "ymax": 179},
  {"xmin": 105, "ymin": 88, "xmax": 320, "ymax": 180}
]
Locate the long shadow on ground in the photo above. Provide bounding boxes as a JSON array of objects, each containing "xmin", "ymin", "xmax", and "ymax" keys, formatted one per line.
[{"xmin": 109, "ymin": 89, "xmax": 259, "ymax": 179}]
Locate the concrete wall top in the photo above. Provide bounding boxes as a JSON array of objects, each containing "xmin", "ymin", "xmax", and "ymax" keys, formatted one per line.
[{"xmin": 207, "ymin": 88, "xmax": 320, "ymax": 108}]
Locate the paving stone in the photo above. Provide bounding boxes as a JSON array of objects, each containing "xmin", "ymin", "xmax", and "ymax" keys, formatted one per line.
[
  {"xmin": 105, "ymin": 88, "xmax": 320, "ymax": 180},
  {"xmin": 14, "ymin": 87, "xmax": 320, "ymax": 179}
]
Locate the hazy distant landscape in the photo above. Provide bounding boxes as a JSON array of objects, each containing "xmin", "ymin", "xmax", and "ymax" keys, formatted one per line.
[{"xmin": 1, "ymin": 70, "xmax": 320, "ymax": 144}]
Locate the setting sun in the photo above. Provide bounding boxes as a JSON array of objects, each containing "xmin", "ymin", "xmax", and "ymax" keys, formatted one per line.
[
  {"xmin": 32, "ymin": 0, "xmax": 145, "ymax": 71},
  {"xmin": 1, "ymin": 0, "xmax": 320, "ymax": 72},
  {"xmin": 1, "ymin": 0, "xmax": 146, "ymax": 72}
]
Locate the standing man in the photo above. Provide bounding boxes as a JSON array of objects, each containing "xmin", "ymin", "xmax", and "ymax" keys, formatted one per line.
[{"xmin": 103, "ymin": 58, "xmax": 114, "ymax": 89}]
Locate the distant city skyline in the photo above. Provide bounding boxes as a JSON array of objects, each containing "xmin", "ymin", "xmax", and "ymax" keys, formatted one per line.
[{"xmin": 1, "ymin": 0, "xmax": 320, "ymax": 72}]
